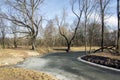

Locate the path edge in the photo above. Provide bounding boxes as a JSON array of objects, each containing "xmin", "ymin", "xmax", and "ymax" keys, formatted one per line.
[{"xmin": 77, "ymin": 56, "xmax": 120, "ymax": 72}]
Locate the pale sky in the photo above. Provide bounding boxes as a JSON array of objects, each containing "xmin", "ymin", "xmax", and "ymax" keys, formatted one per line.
[
  {"xmin": 41, "ymin": 0, "xmax": 118, "ymax": 31},
  {"xmin": 0, "ymin": 0, "xmax": 118, "ymax": 31}
]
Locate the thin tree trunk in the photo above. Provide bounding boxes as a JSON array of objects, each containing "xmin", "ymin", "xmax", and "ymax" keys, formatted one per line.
[
  {"xmin": 118, "ymin": 37, "xmax": 120, "ymax": 53},
  {"xmin": 101, "ymin": 14, "xmax": 104, "ymax": 52},
  {"xmin": 2, "ymin": 38, "xmax": 5, "ymax": 49},
  {"xmin": 100, "ymin": 0, "xmax": 104, "ymax": 52},
  {"xmin": 85, "ymin": 14, "xmax": 87, "ymax": 54},
  {"xmin": 89, "ymin": 35, "xmax": 93, "ymax": 52},
  {"xmin": 2, "ymin": 31, "xmax": 5, "ymax": 49},
  {"xmin": 117, "ymin": 0, "xmax": 120, "ymax": 54}
]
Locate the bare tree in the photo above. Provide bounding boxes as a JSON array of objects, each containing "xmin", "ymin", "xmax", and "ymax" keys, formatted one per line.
[
  {"xmin": 117, "ymin": 0, "xmax": 120, "ymax": 53},
  {"xmin": 56, "ymin": 0, "xmax": 84, "ymax": 52},
  {"xmin": 10, "ymin": 23, "xmax": 18, "ymax": 48},
  {"xmin": 98, "ymin": 0, "xmax": 111, "ymax": 52},
  {"xmin": 0, "ymin": 18, "xmax": 6, "ymax": 49},
  {"xmin": 1, "ymin": 0, "xmax": 43, "ymax": 50},
  {"xmin": 44, "ymin": 20, "xmax": 56, "ymax": 47},
  {"xmin": 56, "ymin": 11, "xmax": 72, "ymax": 52},
  {"xmin": 88, "ymin": 22, "xmax": 101, "ymax": 51},
  {"xmin": 83, "ymin": 0, "xmax": 96, "ymax": 53}
]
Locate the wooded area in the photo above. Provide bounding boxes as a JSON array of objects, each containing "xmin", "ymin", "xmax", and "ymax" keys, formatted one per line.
[{"xmin": 0, "ymin": 0, "xmax": 119, "ymax": 53}]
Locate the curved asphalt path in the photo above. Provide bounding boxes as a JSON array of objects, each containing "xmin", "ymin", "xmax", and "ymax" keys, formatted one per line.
[{"xmin": 13, "ymin": 51, "xmax": 120, "ymax": 80}]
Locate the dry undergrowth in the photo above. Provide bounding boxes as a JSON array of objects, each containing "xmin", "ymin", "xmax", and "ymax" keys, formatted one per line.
[
  {"xmin": 90, "ymin": 52, "xmax": 120, "ymax": 60},
  {"xmin": 0, "ymin": 68, "xmax": 58, "ymax": 80},
  {"xmin": 37, "ymin": 46, "xmax": 99, "ymax": 53}
]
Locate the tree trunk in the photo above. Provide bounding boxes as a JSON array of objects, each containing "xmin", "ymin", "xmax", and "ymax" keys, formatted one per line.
[
  {"xmin": 117, "ymin": 0, "xmax": 120, "ymax": 53},
  {"xmin": 89, "ymin": 35, "xmax": 93, "ymax": 53},
  {"xmin": 32, "ymin": 41, "xmax": 35, "ymax": 50},
  {"xmin": 14, "ymin": 40, "xmax": 17, "ymax": 48},
  {"xmin": 2, "ymin": 31, "xmax": 5, "ymax": 49},
  {"xmin": 118, "ymin": 36, "xmax": 120, "ymax": 53},
  {"xmin": 66, "ymin": 43, "xmax": 71, "ymax": 52},
  {"xmin": 2, "ymin": 38, "xmax": 5, "ymax": 49},
  {"xmin": 31, "ymin": 36, "xmax": 36, "ymax": 50},
  {"xmin": 101, "ymin": 15, "xmax": 104, "ymax": 52},
  {"xmin": 100, "ymin": 0, "xmax": 104, "ymax": 52},
  {"xmin": 85, "ymin": 15, "xmax": 87, "ymax": 54},
  {"xmin": 14, "ymin": 34, "xmax": 17, "ymax": 48}
]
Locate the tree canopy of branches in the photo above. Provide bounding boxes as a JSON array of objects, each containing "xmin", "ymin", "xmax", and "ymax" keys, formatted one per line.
[{"xmin": 1, "ymin": 0, "xmax": 43, "ymax": 50}]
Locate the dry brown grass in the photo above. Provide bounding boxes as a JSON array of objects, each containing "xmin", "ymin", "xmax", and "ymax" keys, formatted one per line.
[
  {"xmin": 0, "ymin": 68, "xmax": 58, "ymax": 80},
  {"xmin": 36, "ymin": 47, "xmax": 55, "ymax": 55},
  {"xmin": 36, "ymin": 46, "xmax": 100, "ymax": 54},
  {"xmin": 0, "ymin": 46, "xmax": 99, "ymax": 66},
  {"xmin": 90, "ymin": 52, "xmax": 120, "ymax": 60},
  {"xmin": 70, "ymin": 46, "xmax": 99, "ymax": 51},
  {"xmin": 0, "ymin": 49, "xmax": 39, "ymax": 66},
  {"xmin": 0, "ymin": 48, "xmax": 59, "ymax": 80}
]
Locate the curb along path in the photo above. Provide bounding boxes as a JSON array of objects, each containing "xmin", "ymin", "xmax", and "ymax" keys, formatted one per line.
[{"xmin": 77, "ymin": 56, "xmax": 120, "ymax": 72}]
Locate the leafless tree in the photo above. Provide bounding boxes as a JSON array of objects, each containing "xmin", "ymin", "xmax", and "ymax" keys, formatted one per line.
[
  {"xmin": 88, "ymin": 22, "xmax": 101, "ymax": 51},
  {"xmin": 56, "ymin": 11, "xmax": 72, "ymax": 52},
  {"xmin": 10, "ymin": 23, "xmax": 18, "ymax": 48},
  {"xmin": 44, "ymin": 20, "xmax": 57, "ymax": 47},
  {"xmin": 1, "ymin": 0, "xmax": 43, "ymax": 50},
  {"xmin": 83, "ymin": 0, "xmax": 96, "ymax": 53},
  {"xmin": 0, "ymin": 18, "xmax": 6, "ymax": 49},
  {"xmin": 56, "ymin": 0, "xmax": 84, "ymax": 52},
  {"xmin": 98, "ymin": 0, "xmax": 111, "ymax": 52},
  {"xmin": 117, "ymin": 0, "xmax": 120, "ymax": 53}
]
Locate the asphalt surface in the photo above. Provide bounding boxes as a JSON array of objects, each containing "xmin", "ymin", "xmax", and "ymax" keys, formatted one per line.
[{"xmin": 14, "ymin": 51, "xmax": 120, "ymax": 80}]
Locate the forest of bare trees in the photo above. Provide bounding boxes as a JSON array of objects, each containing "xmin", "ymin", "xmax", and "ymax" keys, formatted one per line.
[{"xmin": 0, "ymin": 0, "xmax": 119, "ymax": 53}]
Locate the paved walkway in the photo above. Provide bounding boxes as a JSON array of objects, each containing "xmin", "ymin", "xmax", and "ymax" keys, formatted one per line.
[{"xmin": 14, "ymin": 51, "xmax": 120, "ymax": 80}]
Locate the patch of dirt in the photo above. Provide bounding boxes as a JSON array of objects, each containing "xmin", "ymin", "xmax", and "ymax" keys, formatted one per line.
[
  {"xmin": 0, "ymin": 57, "xmax": 24, "ymax": 66},
  {"xmin": 82, "ymin": 54, "xmax": 120, "ymax": 69},
  {"xmin": 0, "ymin": 68, "xmax": 58, "ymax": 80},
  {"xmin": 0, "ymin": 49, "xmax": 40, "ymax": 66}
]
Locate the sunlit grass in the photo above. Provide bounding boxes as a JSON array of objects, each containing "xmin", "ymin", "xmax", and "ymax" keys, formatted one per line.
[
  {"xmin": 36, "ymin": 46, "xmax": 100, "ymax": 54},
  {"xmin": 71, "ymin": 46, "xmax": 99, "ymax": 51},
  {"xmin": 0, "ymin": 68, "xmax": 58, "ymax": 80},
  {"xmin": 0, "ymin": 49, "xmax": 39, "ymax": 66}
]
